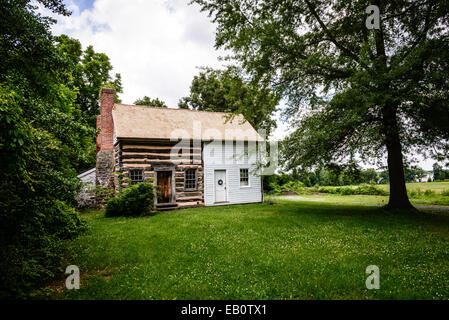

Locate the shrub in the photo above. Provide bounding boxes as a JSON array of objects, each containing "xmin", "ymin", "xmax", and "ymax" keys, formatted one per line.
[
  {"xmin": 0, "ymin": 198, "xmax": 87, "ymax": 299},
  {"xmin": 310, "ymin": 184, "xmax": 388, "ymax": 196},
  {"xmin": 338, "ymin": 187, "xmax": 354, "ymax": 195},
  {"xmin": 268, "ymin": 181, "xmax": 388, "ymax": 197},
  {"xmin": 281, "ymin": 181, "xmax": 306, "ymax": 194},
  {"xmin": 94, "ymin": 185, "xmax": 116, "ymax": 202},
  {"xmin": 105, "ymin": 181, "xmax": 155, "ymax": 217},
  {"xmin": 442, "ymin": 189, "xmax": 449, "ymax": 197},
  {"xmin": 408, "ymin": 190, "xmax": 418, "ymax": 198},
  {"xmin": 354, "ymin": 184, "xmax": 389, "ymax": 196}
]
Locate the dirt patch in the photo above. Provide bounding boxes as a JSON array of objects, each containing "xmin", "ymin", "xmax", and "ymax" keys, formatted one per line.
[
  {"xmin": 280, "ymin": 190, "xmax": 298, "ymax": 196},
  {"xmin": 274, "ymin": 195, "xmax": 325, "ymax": 201},
  {"xmin": 34, "ymin": 267, "xmax": 118, "ymax": 299}
]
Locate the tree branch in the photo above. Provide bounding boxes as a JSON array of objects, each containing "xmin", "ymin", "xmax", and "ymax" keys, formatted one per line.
[
  {"xmin": 398, "ymin": 2, "xmax": 434, "ymax": 64},
  {"xmin": 303, "ymin": 0, "xmax": 368, "ymax": 69},
  {"xmin": 381, "ymin": 0, "xmax": 432, "ymax": 21}
]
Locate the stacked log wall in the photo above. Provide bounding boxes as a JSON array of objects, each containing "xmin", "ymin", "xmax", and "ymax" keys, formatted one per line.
[{"xmin": 115, "ymin": 139, "xmax": 204, "ymax": 208}]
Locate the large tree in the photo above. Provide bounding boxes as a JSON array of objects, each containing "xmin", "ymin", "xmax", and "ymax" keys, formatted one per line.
[
  {"xmin": 193, "ymin": 0, "xmax": 449, "ymax": 209},
  {"xmin": 55, "ymin": 35, "xmax": 123, "ymax": 129},
  {"xmin": 0, "ymin": 0, "xmax": 89, "ymax": 297},
  {"xmin": 179, "ymin": 66, "xmax": 279, "ymax": 135}
]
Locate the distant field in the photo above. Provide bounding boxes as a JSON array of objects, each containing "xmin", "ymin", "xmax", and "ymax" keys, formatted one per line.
[{"xmin": 378, "ymin": 181, "xmax": 449, "ymax": 194}]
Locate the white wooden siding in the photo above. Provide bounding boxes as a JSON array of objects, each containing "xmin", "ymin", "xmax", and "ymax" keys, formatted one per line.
[{"xmin": 203, "ymin": 141, "xmax": 263, "ymax": 206}]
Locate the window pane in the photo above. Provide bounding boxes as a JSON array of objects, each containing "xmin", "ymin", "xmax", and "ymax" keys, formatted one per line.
[
  {"xmin": 244, "ymin": 141, "xmax": 248, "ymax": 163},
  {"xmin": 185, "ymin": 169, "xmax": 196, "ymax": 189},
  {"xmin": 129, "ymin": 169, "xmax": 143, "ymax": 184},
  {"xmin": 240, "ymin": 169, "xmax": 249, "ymax": 186}
]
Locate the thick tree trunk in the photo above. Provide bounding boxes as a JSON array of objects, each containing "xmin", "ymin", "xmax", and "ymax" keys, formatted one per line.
[
  {"xmin": 385, "ymin": 134, "xmax": 414, "ymax": 210},
  {"xmin": 382, "ymin": 107, "xmax": 415, "ymax": 210},
  {"xmin": 371, "ymin": 1, "xmax": 414, "ymax": 210}
]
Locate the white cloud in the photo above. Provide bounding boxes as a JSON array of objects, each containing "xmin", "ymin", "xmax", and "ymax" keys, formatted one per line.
[{"xmin": 44, "ymin": 0, "xmax": 226, "ymax": 107}]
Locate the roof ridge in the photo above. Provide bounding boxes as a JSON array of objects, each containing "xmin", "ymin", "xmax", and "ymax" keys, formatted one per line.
[{"xmin": 114, "ymin": 103, "xmax": 242, "ymax": 116}]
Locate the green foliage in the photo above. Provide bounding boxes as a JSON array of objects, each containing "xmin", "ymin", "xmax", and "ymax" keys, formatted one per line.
[
  {"xmin": 134, "ymin": 96, "xmax": 168, "ymax": 108},
  {"xmin": 406, "ymin": 188, "xmax": 449, "ymax": 206},
  {"xmin": 308, "ymin": 185, "xmax": 389, "ymax": 196},
  {"xmin": 0, "ymin": 198, "xmax": 87, "ymax": 299},
  {"xmin": 433, "ymin": 163, "xmax": 449, "ymax": 181},
  {"xmin": 271, "ymin": 181, "xmax": 306, "ymax": 195},
  {"xmin": 267, "ymin": 174, "xmax": 388, "ymax": 196},
  {"xmin": 105, "ymin": 182, "xmax": 155, "ymax": 217},
  {"xmin": 0, "ymin": 0, "xmax": 93, "ymax": 297},
  {"xmin": 93, "ymin": 185, "xmax": 116, "ymax": 203},
  {"xmin": 194, "ymin": 0, "xmax": 449, "ymax": 208},
  {"xmin": 179, "ymin": 66, "xmax": 279, "ymax": 135},
  {"xmin": 404, "ymin": 165, "xmax": 426, "ymax": 183},
  {"xmin": 54, "ymin": 35, "xmax": 123, "ymax": 133}
]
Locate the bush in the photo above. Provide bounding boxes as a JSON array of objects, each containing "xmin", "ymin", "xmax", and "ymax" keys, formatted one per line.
[
  {"xmin": 281, "ymin": 181, "xmax": 306, "ymax": 194},
  {"xmin": 353, "ymin": 184, "xmax": 389, "ymax": 196},
  {"xmin": 408, "ymin": 190, "xmax": 418, "ymax": 198},
  {"xmin": 0, "ymin": 197, "xmax": 87, "ymax": 299},
  {"xmin": 105, "ymin": 181, "xmax": 155, "ymax": 217},
  {"xmin": 442, "ymin": 189, "xmax": 449, "ymax": 197},
  {"xmin": 268, "ymin": 181, "xmax": 389, "ymax": 197},
  {"xmin": 308, "ymin": 184, "xmax": 388, "ymax": 196},
  {"xmin": 268, "ymin": 180, "xmax": 307, "ymax": 195},
  {"xmin": 338, "ymin": 186, "xmax": 353, "ymax": 195}
]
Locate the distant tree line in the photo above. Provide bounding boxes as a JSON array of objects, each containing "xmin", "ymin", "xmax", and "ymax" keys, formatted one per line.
[
  {"xmin": 263, "ymin": 163, "xmax": 431, "ymax": 193},
  {"xmin": 433, "ymin": 163, "xmax": 449, "ymax": 181}
]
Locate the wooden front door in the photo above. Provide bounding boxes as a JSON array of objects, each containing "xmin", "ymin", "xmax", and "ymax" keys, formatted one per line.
[{"xmin": 157, "ymin": 171, "xmax": 172, "ymax": 203}]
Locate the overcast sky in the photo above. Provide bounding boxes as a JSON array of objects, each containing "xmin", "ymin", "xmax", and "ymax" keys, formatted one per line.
[
  {"xmin": 46, "ymin": 0, "xmax": 224, "ymax": 107},
  {"xmin": 41, "ymin": 0, "xmax": 435, "ymax": 170}
]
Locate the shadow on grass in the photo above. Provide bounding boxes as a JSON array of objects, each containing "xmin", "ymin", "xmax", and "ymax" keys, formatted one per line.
[{"xmin": 272, "ymin": 199, "xmax": 449, "ymax": 240}]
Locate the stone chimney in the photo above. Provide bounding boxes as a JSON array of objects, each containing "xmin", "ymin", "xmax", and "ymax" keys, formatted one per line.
[{"xmin": 96, "ymin": 87, "xmax": 115, "ymax": 191}]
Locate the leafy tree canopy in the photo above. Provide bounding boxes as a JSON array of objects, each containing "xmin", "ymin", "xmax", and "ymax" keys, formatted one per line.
[
  {"xmin": 0, "ymin": 0, "xmax": 114, "ymax": 297},
  {"xmin": 193, "ymin": 0, "xmax": 449, "ymax": 209},
  {"xmin": 179, "ymin": 66, "xmax": 279, "ymax": 135},
  {"xmin": 55, "ymin": 34, "xmax": 123, "ymax": 128},
  {"xmin": 433, "ymin": 163, "xmax": 449, "ymax": 181},
  {"xmin": 134, "ymin": 96, "xmax": 168, "ymax": 108}
]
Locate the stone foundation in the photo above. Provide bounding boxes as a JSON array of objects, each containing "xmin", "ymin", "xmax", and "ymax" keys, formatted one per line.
[{"xmin": 96, "ymin": 149, "xmax": 115, "ymax": 207}]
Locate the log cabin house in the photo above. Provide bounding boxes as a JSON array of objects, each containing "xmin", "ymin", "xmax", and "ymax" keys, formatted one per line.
[{"xmin": 92, "ymin": 87, "xmax": 264, "ymax": 210}]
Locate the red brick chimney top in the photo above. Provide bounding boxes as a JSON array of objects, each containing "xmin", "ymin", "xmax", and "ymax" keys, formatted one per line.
[{"xmin": 96, "ymin": 87, "xmax": 115, "ymax": 152}]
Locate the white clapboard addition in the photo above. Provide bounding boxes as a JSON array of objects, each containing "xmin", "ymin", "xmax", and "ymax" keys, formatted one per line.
[{"xmin": 203, "ymin": 140, "xmax": 263, "ymax": 206}]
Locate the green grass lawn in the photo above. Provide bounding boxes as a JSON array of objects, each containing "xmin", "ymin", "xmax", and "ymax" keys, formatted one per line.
[
  {"xmin": 273, "ymin": 193, "xmax": 449, "ymax": 207},
  {"xmin": 41, "ymin": 199, "xmax": 449, "ymax": 300},
  {"xmin": 300, "ymin": 181, "xmax": 449, "ymax": 206}
]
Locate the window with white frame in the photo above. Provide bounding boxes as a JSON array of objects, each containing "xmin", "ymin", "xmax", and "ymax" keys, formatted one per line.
[
  {"xmin": 185, "ymin": 168, "xmax": 197, "ymax": 190},
  {"xmin": 240, "ymin": 168, "xmax": 249, "ymax": 186},
  {"xmin": 129, "ymin": 169, "xmax": 144, "ymax": 184}
]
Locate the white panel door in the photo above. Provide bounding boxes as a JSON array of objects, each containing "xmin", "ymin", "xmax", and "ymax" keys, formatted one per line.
[{"xmin": 214, "ymin": 170, "xmax": 226, "ymax": 202}]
